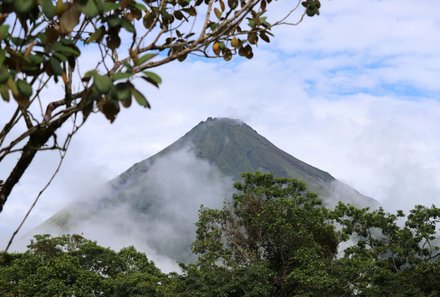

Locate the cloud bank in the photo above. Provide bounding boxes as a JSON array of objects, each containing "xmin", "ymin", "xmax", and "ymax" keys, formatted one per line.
[{"xmin": 19, "ymin": 147, "xmax": 233, "ymax": 272}]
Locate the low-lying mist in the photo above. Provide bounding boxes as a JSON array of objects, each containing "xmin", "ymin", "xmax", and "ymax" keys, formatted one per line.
[
  {"xmin": 16, "ymin": 143, "xmax": 398, "ymax": 273},
  {"xmin": 24, "ymin": 146, "xmax": 234, "ymax": 272}
]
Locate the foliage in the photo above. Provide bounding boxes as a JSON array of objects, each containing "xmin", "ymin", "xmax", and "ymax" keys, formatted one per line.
[
  {"xmin": 179, "ymin": 172, "xmax": 440, "ymax": 296},
  {"xmin": 0, "ymin": 0, "xmax": 321, "ymax": 214},
  {"xmin": 0, "ymin": 234, "xmax": 177, "ymax": 296},
  {"xmin": 332, "ymin": 203, "xmax": 440, "ymax": 296},
  {"xmin": 180, "ymin": 172, "xmax": 341, "ymax": 296},
  {"xmin": 2, "ymin": 172, "xmax": 440, "ymax": 296}
]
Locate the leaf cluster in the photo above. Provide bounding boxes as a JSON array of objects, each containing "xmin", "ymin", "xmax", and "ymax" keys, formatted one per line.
[
  {"xmin": 188, "ymin": 172, "xmax": 340, "ymax": 296},
  {"xmin": 181, "ymin": 172, "xmax": 440, "ymax": 296},
  {"xmin": 0, "ymin": 234, "xmax": 177, "ymax": 297},
  {"xmin": 331, "ymin": 202, "xmax": 440, "ymax": 296}
]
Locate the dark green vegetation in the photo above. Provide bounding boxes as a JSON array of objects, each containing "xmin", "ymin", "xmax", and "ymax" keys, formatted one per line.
[
  {"xmin": 0, "ymin": 234, "xmax": 177, "ymax": 296},
  {"xmin": 4, "ymin": 173, "xmax": 440, "ymax": 296}
]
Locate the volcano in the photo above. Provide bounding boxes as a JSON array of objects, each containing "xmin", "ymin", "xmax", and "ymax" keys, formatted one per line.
[{"xmin": 38, "ymin": 117, "xmax": 378, "ymax": 266}]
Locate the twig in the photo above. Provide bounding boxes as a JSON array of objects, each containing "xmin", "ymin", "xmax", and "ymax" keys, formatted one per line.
[
  {"xmin": 4, "ymin": 118, "xmax": 83, "ymax": 252},
  {"xmin": 272, "ymin": 0, "xmax": 302, "ymax": 26},
  {"xmin": 4, "ymin": 150, "xmax": 66, "ymax": 252}
]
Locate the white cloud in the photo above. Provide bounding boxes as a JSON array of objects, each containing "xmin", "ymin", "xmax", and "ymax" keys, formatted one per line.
[{"xmin": 18, "ymin": 147, "xmax": 234, "ymax": 272}]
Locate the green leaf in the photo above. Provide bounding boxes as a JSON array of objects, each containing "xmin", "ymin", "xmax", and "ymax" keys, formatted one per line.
[
  {"xmin": 208, "ymin": 22, "xmax": 218, "ymax": 31},
  {"xmin": 184, "ymin": 6, "xmax": 197, "ymax": 16},
  {"xmin": 14, "ymin": 0, "xmax": 36, "ymax": 14},
  {"xmin": 86, "ymin": 26, "xmax": 105, "ymax": 44},
  {"xmin": 8, "ymin": 78, "xmax": 29, "ymax": 107},
  {"xmin": 22, "ymin": 65, "xmax": 41, "ymax": 76},
  {"xmin": 141, "ymin": 76, "xmax": 156, "ymax": 88},
  {"xmin": 138, "ymin": 53, "xmax": 157, "ymax": 65},
  {"xmin": 0, "ymin": 25, "xmax": 9, "ymax": 40},
  {"xmin": 113, "ymin": 72, "xmax": 132, "ymax": 81},
  {"xmin": 10, "ymin": 37, "xmax": 31, "ymax": 47},
  {"xmin": 131, "ymin": 87, "xmax": 150, "ymax": 108},
  {"xmin": 79, "ymin": 0, "xmax": 99, "ymax": 18},
  {"xmin": 88, "ymin": 0, "xmax": 119, "ymax": 13},
  {"xmin": 0, "ymin": 83, "xmax": 10, "ymax": 102},
  {"xmin": 259, "ymin": 32, "xmax": 270, "ymax": 43},
  {"xmin": 174, "ymin": 10, "xmax": 184, "ymax": 21},
  {"xmin": 94, "ymin": 74, "xmax": 112, "ymax": 94},
  {"xmin": 28, "ymin": 54, "xmax": 45, "ymax": 65},
  {"xmin": 53, "ymin": 52, "xmax": 68, "ymax": 62},
  {"xmin": 120, "ymin": 95, "xmax": 132, "ymax": 108},
  {"xmin": 0, "ymin": 49, "xmax": 5, "ymax": 66},
  {"xmin": 49, "ymin": 57, "xmax": 63, "ymax": 76},
  {"xmin": 53, "ymin": 42, "xmax": 81, "ymax": 57},
  {"xmin": 16, "ymin": 79, "xmax": 33, "ymax": 97},
  {"xmin": 107, "ymin": 15, "xmax": 121, "ymax": 28},
  {"xmin": 83, "ymin": 70, "xmax": 97, "ymax": 81},
  {"xmin": 101, "ymin": 1, "xmax": 119, "ymax": 12},
  {"xmin": 6, "ymin": 78, "xmax": 19, "ymax": 98},
  {"xmin": 306, "ymin": 7, "xmax": 319, "ymax": 17},
  {"xmin": 0, "ymin": 66, "xmax": 9, "ymax": 84},
  {"xmin": 131, "ymin": 2, "xmax": 147, "ymax": 11},
  {"xmin": 39, "ymin": 0, "xmax": 56, "ymax": 19},
  {"xmin": 121, "ymin": 18, "xmax": 135, "ymax": 33},
  {"xmin": 115, "ymin": 83, "xmax": 131, "ymax": 101},
  {"xmin": 142, "ymin": 71, "xmax": 162, "ymax": 87},
  {"xmin": 122, "ymin": 61, "xmax": 133, "ymax": 72}
]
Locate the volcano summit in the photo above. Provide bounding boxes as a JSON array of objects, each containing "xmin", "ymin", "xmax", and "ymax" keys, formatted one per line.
[{"xmin": 37, "ymin": 117, "xmax": 378, "ymax": 267}]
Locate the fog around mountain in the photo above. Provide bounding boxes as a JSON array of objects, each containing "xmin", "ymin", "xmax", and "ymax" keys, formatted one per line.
[{"xmin": 26, "ymin": 117, "xmax": 379, "ymax": 271}]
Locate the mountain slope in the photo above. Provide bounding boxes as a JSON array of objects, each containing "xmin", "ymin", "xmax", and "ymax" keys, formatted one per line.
[
  {"xmin": 116, "ymin": 117, "xmax": 376, "ymax": 206},
  {"xmin": 38, "ymin": 117, "xmax": 378, "ymax": 267}
]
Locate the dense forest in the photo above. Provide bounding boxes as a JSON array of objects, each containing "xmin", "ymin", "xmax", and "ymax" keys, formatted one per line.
[{"xmin": 1, "ymin": 173, "xmax": 440, "ymax": 296}]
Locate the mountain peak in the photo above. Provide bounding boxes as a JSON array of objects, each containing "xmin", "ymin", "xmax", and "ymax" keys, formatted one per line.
[
  {"xmin": 191, "ymin": 117, "xmax": 248, "ymax": 134},
  {"xmin": 205, "ymin": 116, "xmax": 244, "ymax": 124},
  {"xmin": 178, "ymin": 117, "xmax": 332, "ymax": 186},
  {"xmin": 38, "ymin": 117, "xmax": 379, "ymax": 268},
  {"xmin": 115, "ymin": 117, "xmax": 377, "ymax": 208}
]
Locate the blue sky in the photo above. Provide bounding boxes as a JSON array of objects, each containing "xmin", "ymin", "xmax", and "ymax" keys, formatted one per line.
[{"xmin": 1, "ymin": 0, "xmax": 440, "ymax": 247}]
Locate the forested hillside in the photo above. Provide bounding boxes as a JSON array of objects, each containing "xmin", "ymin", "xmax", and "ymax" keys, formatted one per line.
[{"xmin": 2, "ymin": 173, "xmax": 439, "ymax": 296}]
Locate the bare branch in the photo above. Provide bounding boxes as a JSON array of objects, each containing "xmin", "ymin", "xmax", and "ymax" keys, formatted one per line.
[
  {"xmin": 4, "ymin": 118, "xmax": 83, "ymax": 252},
  {"xmin": 0, "ymin": 108, "xmax": 20, "ymax": 148},
  {"xmin": 272, "ymin": 0, "xmax": 303, "ymax": 26},
  {"xmin": 195, "ymin": 0, "xmax": 216, "ymax": 44}
]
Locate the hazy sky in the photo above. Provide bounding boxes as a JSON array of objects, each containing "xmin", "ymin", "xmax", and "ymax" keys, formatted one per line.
[{"xmin": 1, "ymin": 0, "xmax": 440, "ymax": 248}]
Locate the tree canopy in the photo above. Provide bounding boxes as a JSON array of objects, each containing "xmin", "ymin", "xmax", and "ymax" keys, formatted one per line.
[
  {"xmin": 179, "ymin": 173, "xmax": 440, "ymax": 296},
  {"xmin": 183, "ymin": 172, "xmax": 340, "ymax": 296},
  {"xmin": 0, "ymin": 0, "xmax": 322, "ymax": 215},
  {"xmin": 2, "ymin": 172, "xmax": 440, "ymax": 296},
  {"xmin": 0, "ymin": 234, "xmax": 178, "ymax": 296}
]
